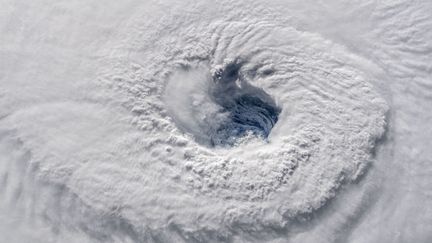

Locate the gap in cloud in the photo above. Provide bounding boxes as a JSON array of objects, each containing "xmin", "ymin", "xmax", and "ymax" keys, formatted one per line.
[
  {"xmin": 164, "ymin": 60, "xmax": 281, "ymax": 148},
  {"xmin": 209, "ymin": 60, "xmax": 281, "ymax": 146}
]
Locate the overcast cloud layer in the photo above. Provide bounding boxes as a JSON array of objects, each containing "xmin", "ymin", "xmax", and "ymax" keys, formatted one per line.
[{"xmin": 0, "ymin": 0, "xmax": 431, "ymax": 242}]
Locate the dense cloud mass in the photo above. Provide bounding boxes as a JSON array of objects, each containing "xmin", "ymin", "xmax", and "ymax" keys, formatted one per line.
[{"xmin": 0, "ymin": 0, "xmax": 431, "ymax": 242}]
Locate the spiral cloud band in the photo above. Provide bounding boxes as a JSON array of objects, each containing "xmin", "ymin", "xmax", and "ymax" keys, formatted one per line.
[{"xmin": 1, "ymin": 0, "xmax": 431, "ymax": 242}]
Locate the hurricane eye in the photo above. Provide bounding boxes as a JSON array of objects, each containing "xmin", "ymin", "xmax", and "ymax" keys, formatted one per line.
[
  {"xmin": 209, "ymin": 69, "xmax": 280, "ymax": 146},
  {"xmin": 164, "ymin": 62, "xmax": 280, "ymax": 147}
]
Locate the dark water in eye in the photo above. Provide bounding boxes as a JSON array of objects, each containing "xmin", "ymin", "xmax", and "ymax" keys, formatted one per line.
[
  {"xmin": 217, "ymin": 94, "xmax": 280, "ymax": 141},
  {"xmin": 210, "ymin": 61, "xmax": 280, "ymax": 146}
]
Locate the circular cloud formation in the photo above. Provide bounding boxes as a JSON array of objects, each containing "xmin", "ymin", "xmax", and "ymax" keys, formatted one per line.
[
  {"xmin": 91, "ymin": 6, "xmax": 388, "ymax": 240},
  {"xmin": 5, "ymin": 0, "xmax": 432, "ymax": 242}
]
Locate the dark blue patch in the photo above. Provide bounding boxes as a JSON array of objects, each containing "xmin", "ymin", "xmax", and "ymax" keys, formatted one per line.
[
  {"xmin": 210, "ymin": 61, "xmax": 280, "ymax": 146},
  {"xmin": 212, "ymin": 94, "xmax": 280, "ymax": 146}
]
